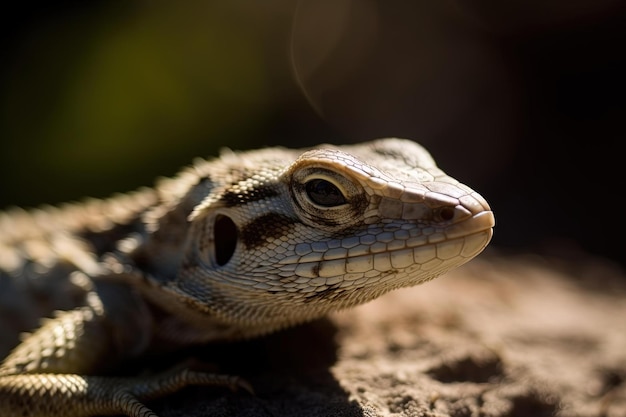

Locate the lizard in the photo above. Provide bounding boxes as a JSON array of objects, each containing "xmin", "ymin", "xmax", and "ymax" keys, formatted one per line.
[{"xmin": 0, "ymin": 138, "xmax": 495, "ymax": 417}]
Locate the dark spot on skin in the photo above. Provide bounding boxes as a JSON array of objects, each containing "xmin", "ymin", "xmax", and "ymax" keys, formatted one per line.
[
  {"xmin": 241, "ymin": 213, "xmax": 298, "ymax": 249},
  {"xmin": 220, "ymin": 184, "xmax": 280, "ymax": 208},
  {"xmin": 302, "ymin": 284, "xmax": 344, "ymax": 303}
]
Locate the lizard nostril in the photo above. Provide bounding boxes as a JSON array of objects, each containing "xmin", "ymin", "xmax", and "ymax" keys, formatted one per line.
[{"xmin": 436, "ymin": 206, "xmax": 456, "ymax": 222}]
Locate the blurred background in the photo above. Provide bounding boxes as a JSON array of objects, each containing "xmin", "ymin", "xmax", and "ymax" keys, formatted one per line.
[{"xmin": 1, "ymin": 1, "xmax": 624, "ymax": 268}]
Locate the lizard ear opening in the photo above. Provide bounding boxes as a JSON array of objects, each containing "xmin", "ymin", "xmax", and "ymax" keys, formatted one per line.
[{"xmin": 213, "ymin": 214, "xmax": 238, "ymax": 266}]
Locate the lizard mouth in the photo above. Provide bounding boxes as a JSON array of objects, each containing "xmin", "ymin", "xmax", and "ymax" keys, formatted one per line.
[
  {"xmin": 442, "ymin": 210, "xmax": 495, "ymax": 244},
  {"xmin": 276, "ymin": 209, "xmax": 495, "ymax": 281}
]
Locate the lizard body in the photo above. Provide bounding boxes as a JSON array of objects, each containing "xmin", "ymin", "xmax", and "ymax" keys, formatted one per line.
[{"xmin": 0, "ymin": 138, "xmax": 494, "ymax": 416}]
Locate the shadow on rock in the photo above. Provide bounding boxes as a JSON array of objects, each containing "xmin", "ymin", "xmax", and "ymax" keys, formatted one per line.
[{"xmin": 149, "ymin": 318, "xmax": 364, "ymax": 417}]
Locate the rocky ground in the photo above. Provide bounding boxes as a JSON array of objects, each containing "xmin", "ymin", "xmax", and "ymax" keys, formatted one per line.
[{"xmin": 147, "ymin": 251, "xmax": 626, "ymax": 417}]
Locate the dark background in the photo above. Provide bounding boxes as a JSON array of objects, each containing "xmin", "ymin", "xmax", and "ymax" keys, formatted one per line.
[{"xmin": 1, "ymin": 1, "xmax": 624, "ymax": 268}]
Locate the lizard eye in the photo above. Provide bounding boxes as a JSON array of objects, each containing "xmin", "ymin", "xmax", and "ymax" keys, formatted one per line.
[
  {"xmin": 289, "ymin": 158, "xmax": 366, "ymax": 229},
  {"xmin": 305, "ymin": 178, "xmax": 347, "ymax": 207}
]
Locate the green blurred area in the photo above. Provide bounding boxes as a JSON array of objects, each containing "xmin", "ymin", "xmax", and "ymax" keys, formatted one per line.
[{"xmin": 1, "ymin": 2, "xmax": 306, "ymax": 206}]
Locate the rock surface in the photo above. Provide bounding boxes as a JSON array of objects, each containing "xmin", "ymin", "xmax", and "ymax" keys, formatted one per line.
[{"xmin": 150, "ymin": 252, "xmax": 626, "ymax": 417}]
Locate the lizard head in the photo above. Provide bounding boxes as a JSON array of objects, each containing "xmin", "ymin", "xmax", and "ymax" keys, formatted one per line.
[{"xmin": 166, "ymin": 138, "xmax": 494, "ymax": 336}]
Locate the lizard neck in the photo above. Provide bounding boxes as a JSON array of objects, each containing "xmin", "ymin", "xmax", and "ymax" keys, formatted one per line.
[{"xmin": 130, "ymin": 166, "xmax": 217, "ymax": 282}]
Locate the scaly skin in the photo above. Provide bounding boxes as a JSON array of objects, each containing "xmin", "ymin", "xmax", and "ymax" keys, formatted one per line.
[{"xmin": 0, "ymin": 138, "xmax": 494, "ymax": 416}]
